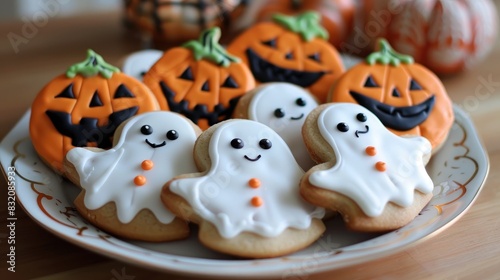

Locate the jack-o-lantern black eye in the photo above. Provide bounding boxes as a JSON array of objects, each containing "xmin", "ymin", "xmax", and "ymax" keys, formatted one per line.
[
  {"xmin": 179, "ymin": 66, "xmax": 194, "ymax": 80},
  {"xmin": 274, "ymin": 108, "xmax": 285, "ymax": 118},
  {"xmin": 259, "ymin": 139, "xmax": 272, "ymax": 149},
  {"xmin": 409, "ymin": 79, "xmax": 423, "ymax": 90},
  {"xmin": 166, "ymin": 130, "xmax": 178, "ymax": 140},
  {"xmin": 201, "ymin": 81, "xmax": 210, "ymax": 92},
  {"xmin": 392, "ymin": 88, "xmax": 401, "ymax": 97},
  {"xmin": 308, "ymin": 52, "xmax": 320, "ymax": 62},
  {"xmin": 364, "ymin": 76, "xmax": 379, "ymax": 88},
  {"xmin": 262, "ymin": 38, "xmax": 277, "ymax": 48},
  {"xmin": 231, "ymin": 138, "xmax": 244, "ymax": 149},
  {"xmin": 141, "ymin": 125, "xmax": 153, "ymax": 135},
  {"xmin": 55, "ymin": 84, "xmax": 76, "ymax": 99},
  {"xmin": 337, "ymin": 122, "xmax": 349, "ymax": 132},
  {"xmin": 114, "ymin": 84, "xmax": 135, "ymax": 98},
  {"xmin": 356, "ymin": 113, "xmax": 367, "ymax": 122},
  {"xmin": 295, "ymin": 98, "xmax": 306, "ymax": 107},
  {"xmin": 221, "ymin": 75, "xmax": 239, "ymax": 88},
  {"xmin": 285, "ymin": 52, "xmax": 293, "ymax": 60},
  {"xmin": 89, "ymin": 91, "xmax": 103, "ymax": 107}
]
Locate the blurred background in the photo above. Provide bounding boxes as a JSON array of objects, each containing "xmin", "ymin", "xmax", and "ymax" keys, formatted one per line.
[{"xmin": 0, "ymin": 0, "xmax": 121, "ymax": 21}]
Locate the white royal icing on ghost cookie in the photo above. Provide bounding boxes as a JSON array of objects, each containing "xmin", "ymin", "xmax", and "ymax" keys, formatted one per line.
[
  {"xmin": 66, "ymin": 111, "xmax": 198, "ymax": 224},
  {"xmin": 170, "ymin": 119, "xmax": 324, "ymax": 238},
  {"xmin": 121, "ymin": 49, "xmax": 163, "ymax": 81},
  {"xmin": 247, "ymin": 83, "xmax": 318, "ymax": 171},
  {"xmin": 309, "ymin": 103, "xmax": 434, "ymax": 217}
]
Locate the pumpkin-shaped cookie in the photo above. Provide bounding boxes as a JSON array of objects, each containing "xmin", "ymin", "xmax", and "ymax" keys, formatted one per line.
[
  {"xmin": 143, "ymin": 27, "xmax": 255, "ymax": 130},
  {"xmin": 30, "ymin": 50, "xmax": 159, "ymax": 174},
  {"xmin": 227, "ymin": 11, "xmax": 345, "ymax": 103},
  {"xmin": 329, "ymin": 39, "xmax": 454, "ymax": 150}
]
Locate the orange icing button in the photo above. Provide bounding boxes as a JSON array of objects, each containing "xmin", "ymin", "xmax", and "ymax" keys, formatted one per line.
[
  {"xmin": 365, "ymin": 146, "xmax": 376, "ymax": 156},
  {"xmin": 375, "ymin": 161, "xmax": 386, "ymax": 172},
  {"xmin": 134, "ymin": 175, "xmax": 147, "ymax": 186},
  {"xmin": 248, "ymin": 178, "xmax": 261, "ymax": 188},
  {"xmin": 251, "ymin": 196, "xmax": 263, "ymax": 207},
  {"xmin": 141, "ymin": 160, "xmax": 154, "ymax": 170}
]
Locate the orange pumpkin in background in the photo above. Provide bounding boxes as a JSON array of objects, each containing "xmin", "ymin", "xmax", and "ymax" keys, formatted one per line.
[
  {"xmin": 227, "ymin": 12, "xmax": 345, "ymax": 103},
  {"xmin": 30, "ymin": 50, "xmax": 159, "ymax": 174},
  {"xmin": 386, "ymin": 0, "xmax": 498, "ymax": 74},
  {"xmin": 143, "ymin": 27, "xmax": 255, "ymax": 130},
  {"xmin": 329, "ymin": 39, "xmax": 454, "ymax": 150}
]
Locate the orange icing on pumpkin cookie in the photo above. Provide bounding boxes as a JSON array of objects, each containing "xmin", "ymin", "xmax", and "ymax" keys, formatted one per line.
[
  {"xmin": 29, "ymin": 50, "xmax": 159, "ymax": 174},
  {"xmin": 329, "ymin": 39, "xmax": 453, "ymax": 150}
]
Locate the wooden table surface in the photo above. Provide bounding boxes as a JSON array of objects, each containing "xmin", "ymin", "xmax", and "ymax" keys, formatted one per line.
[{"xmin": 1, "ymin": 5, "xmax": 500, "ymax": 280}]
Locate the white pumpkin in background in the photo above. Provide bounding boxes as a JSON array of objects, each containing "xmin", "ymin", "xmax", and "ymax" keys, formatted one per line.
[
  {"xmin": 347, "ymin": 0, "xmax": 497, "ymax": 74},
  {"xmin": 386, "ymin": 0, "xmax": 498, "ymax": 74}
]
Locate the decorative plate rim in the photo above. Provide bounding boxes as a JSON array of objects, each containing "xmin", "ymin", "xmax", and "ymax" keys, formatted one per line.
[{"xmin": 0, "ymin": 105, "xmax": 489, "ymax": 278}]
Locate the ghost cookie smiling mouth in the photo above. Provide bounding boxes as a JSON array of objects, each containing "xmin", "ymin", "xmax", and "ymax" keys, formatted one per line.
[{"xmin": 141, "ymin": 124, "xmax": 179, "ymax": 148}]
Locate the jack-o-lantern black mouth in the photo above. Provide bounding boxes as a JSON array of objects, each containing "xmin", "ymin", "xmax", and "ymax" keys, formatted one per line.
[
  {"xmin": 45, "ymin": 107, "xmax": 138, "ymax": 148},
  {"xmin": 246, "ymin": 48, "xmax": 325, "ymax": 87},
  {"xmin": 244, "ymin": 154, "xmax": 261, "ymax": 162},
  {"xmin": 349, "ymin": 91, "xmax": 435, "ymax": 131},
  {"xmin": 145, "ymin": 139, "xmax": 166, "ymax": 148},
  {"xmin": 159, "ymin": 82, "xmax": 240, "ymax": 127}
]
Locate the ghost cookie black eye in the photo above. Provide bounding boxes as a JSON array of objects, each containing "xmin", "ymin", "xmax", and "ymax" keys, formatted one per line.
[
  {"xmin": 259, "ymin": 139, "xmax": 272, "ymax": 150},
  {"xmin": 166, "ymin": 130, "xmax": 179, "ymax": 140},
  {"xmin": 356, "ymin": 113, "xmax": 367, "ymax": 122},
  {"xmin": 274, "ymin": 108, "xmax": 285, "ymax": 118},
  {"xmin": 337, "ymin": 122, "xmax": 349, "ymax": 132},
  {"xmin": 230, "ymin": 138, "xmax": 244, "ymax": 149},
  {"xmin": 295, "ymin": 98, "xmax": 306, "ymax": 107},
  {"xmin": 140, "ymin": 125, "xmax": 153, "ymax": 135}
]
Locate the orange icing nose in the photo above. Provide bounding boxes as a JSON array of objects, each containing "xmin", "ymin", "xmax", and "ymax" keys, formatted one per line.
[
  {"xmin": 134, "ymin": 175, "xmax": 147, "ymax": 186},
  {"xmin": 251, "ymin": 196, "xmax": 263, "ymax": 207},
  {"xmin": 375, "ymin": 161, "xmax": 386, "ymax": 172},
  {"xmin": 248, "ymin": 178, "xmax": 261, "ymax": 188},
  {"xmin": 141, "ymin": 160, "xmax": 154, "ymax": 170},
  {"xmin": 365, "ymin": 146, "xmax": 376, "ymax": 156}
]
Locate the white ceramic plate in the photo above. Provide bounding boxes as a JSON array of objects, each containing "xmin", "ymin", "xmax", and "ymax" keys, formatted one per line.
[{"xmin": 0, "ymin": 105, "xmax": 489, "ymax": 279}]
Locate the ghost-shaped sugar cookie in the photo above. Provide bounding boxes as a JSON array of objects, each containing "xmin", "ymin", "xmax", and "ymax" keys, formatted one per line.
[
  {"xmin": 233, "ymin": 82, "xmax": 319, "ymax": 170},
  {"xmin": 300, "ymin": 103, "xmax": 434, "ymax": 232},
  {"xmin": 64, "ymin": 111, "xmax": 201, "ymax": 241},
  {"xmin": 162, "ymin": 119, "xmax": 325, "ymax": 258},
  {"xmin": 120, "ymin": 49, "xmax": 163, "ymax": 81}
]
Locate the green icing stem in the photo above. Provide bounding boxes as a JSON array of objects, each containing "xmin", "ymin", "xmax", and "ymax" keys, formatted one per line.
[
  {"xmin": 272, "ymin": 11, "xmax": 328, "ymax": 42},
  {"xmin": 366, "ymin": 39, "xmax": 414, "ymax": 66},
  {"xmin": 66, "ymin": 49, "xmax": 120, "ymax": 79},
  {"xmin": 182, "ymin": 27, "xmax": 240, "ymax": 67}
]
